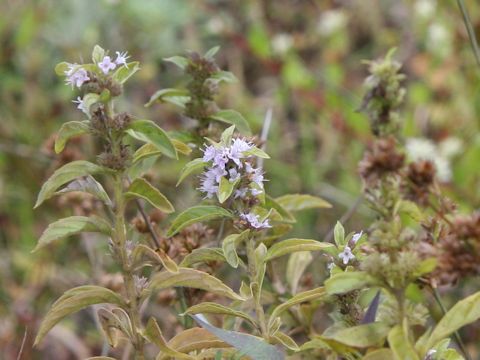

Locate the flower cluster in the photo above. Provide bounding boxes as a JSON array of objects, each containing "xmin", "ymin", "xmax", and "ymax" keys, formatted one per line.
[
  {"xmin": 240, "ymin": 212, "xmax": 271, "ymax": 229},
  {"xmin": 199, "ymin": 138, "xmax": 265, "ymax": 200},
  {"xmin": 64, "ymin": 50, "xmax": 129, "ymax": 89},
  {"xmin": 338, "ymin": 231, "xmax": 363, "ymax": 265}
]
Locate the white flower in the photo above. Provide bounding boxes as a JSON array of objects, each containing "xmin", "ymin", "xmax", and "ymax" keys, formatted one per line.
[
  {"xmin": 65, "ymin": 64, "xmax": 89, "ymax": 88},
  {"xmin": 317, "ymin": 10, "xmax": 347, "ymax": 36},
  {"xmin": 114, "ymin": 51, "xmax": 130, "ymax": 67},
  {"xmin": 240, "ymin": 212, "xmax": 271, "ymax": 229},
  {"xmin": 351, "ymin": 231, "xmax": 363, "ymax": 244},
  {"xmin": 98, "ymin": 56, "xmax": 117, "ymax": 74},
  {"xmin": 339, "ymin": 246, "xmax": 355, "ymax": 265},
  {"xmin": 72, "ymin": 96, "xmax": 88, "ymax": 114},
  {"xmin": 272, "ymin": 33, "xmax": 293, "ymax": 55}
]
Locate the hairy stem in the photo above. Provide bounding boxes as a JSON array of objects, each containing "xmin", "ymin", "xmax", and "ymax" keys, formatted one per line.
[
  {"xmin": 246, "ymin": 237, "xmax": 268, "ymax": 339},
  {"xmin": 113, "ymin": 173, "xmax": 145, "ymax": 359}
]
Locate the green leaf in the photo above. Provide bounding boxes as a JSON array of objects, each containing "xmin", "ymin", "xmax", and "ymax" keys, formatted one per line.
[
  {"xmin": 204, "ymin": 46, "xmax": 220, "ymax": 59},
  {"xmin": 164, "ymin": 55, "xmax": 189, "ymax": 69},
  {"xmin": 81, "ymin": 93, "xmax": 100, "ymax": 117},
  {"xmin": 179, "ymin": 248, "xmax": 226, "ymax": 267},
  {"xmin": 286, "ymin": 251, "xmax": 312, "ymax": 294},
  {"xmin": 35, "ymin": 160, "xmax": 108, "ymax": 208},
  {"xmin": 92, "ymin": 45, "xmax": 105, "ymax": 63},
  {"xmin": 211, "ymin": 70, "xmax": 237, "ymax": 83},
  {"xmin": 171, "ymin": 139, "xmax": 192, "ymax": 156},
  {"xmin": 98, "ymin": 307, "xmax": 132, "ymax": 347},
  {"xmin": 325, "ymin": 272, "xmax": 377, "ymax": 294},
  {"xmin": 334, "ymin": 221, "xmax": 345, "ymax": 246},
  {"xmin": 148, "ymin": 268, "xmax": 243, "ymax": 301},
  {"xmin": 113, "ymin": 61, "xmax": 140, "ymax": 84},
  {"xmin": 388, "ymin": 325, "xmax": 420, "ymax": 360},
  {"xmin": 222, "ymin": 230, "xmax": 250, "ymax": 268},
  {"xmin": 183, "ymin": 303, "xmax": 257, "ymax": 328},
  {"xmin": 265, "ymin": 195, "xmax": 296, "ymax": 223},
  {"xmin": 55, "ymin": 120, "xmax": 90, "ymax": 153},
  {"xmin": 362, "ymin": 349, "xmax": 394, "ymax": 360},
  {"xmin": 191, "ymin": 315, "xmax": 284, "ymax": 360},
  {"xmin": 269, "ymin": 287, "xmax": 326, "ymax": 328},
  {"xmin": 55, "ymin": 175, "xmax": 111, "ymax": 206},
  {"xmin": 132, "ymin": 143, "xmax": 162, "ymax": 164},
  {"xmin": 210, "ymin": 110, "xmax": 251, "ymax": 135},
  {"xmin": 131, "ymin": 244, "xmax": 178, "ymax": 273},
  {"xmin": 427, "ymin": 291, "xmax": 480, "ymax": 348},
  {"xmin": 167, "ymin": 206, "xmax": 233, "ymax": 237},
  {"xmin": 33, "ymin": 216, "xmax": 112, "ymax": 252},
  {"xmin": 125, "ymin": 177, "xmax": 174, "ymax": 213},
  {"xmin": 325, "ymin": 322, "xmax": 390, "ymax": 348},
  {"xmin": 265, "ymin": 239, "xmax": 334, "ymax": 261},
  {"xmin": 34, "ymin": 285, "xmax": 125, "ymax": 346},
  {"xmin": 242, "ymin": 146, "xmax": 270, "ymax": 159},
  {"xmin": 145, "ymin": 88, "xmax": 189, "ymax": 107},
  {"xmin": 217, "ymin": 176, "xmax": 239, "ymax": 203},
  {"xmin": 271, "ymin": 331, "xmax": 299, "ymax": 352},
  {"xmin": 413, "ymin": 258, "xmax": 437, "ymax": 277},
  {"xmin": 126, "ymin": 120, "xmax": 177, "ymax": 159},
  {"xmin": 220, "ymin": 125, "xmax": 236, "ymax": 145},
  {"xmin": 275, "ymin": 194, "xmax": 332, "ymax": 212},
  {"xmin": 55, "ymin": 62, "xmax": 70, "ymax": 76},
  {"xmin": 176, "ymin": 158, "xmax": 207, "ymax": 186},
  {"xmin": 144, "ymin": 317, "xmax": 194, "ymax": 359}
]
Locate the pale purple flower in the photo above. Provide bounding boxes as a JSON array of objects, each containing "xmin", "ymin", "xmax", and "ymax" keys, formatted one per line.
[
  {"xmin": 72, "ymin": 96, "xmax": 88, "ymax": 113},
  {"xmin": 251, "ymin": 167, "xmax": 264, "ymax": 186},
  {"xmin": 65, "ymin": 64, "xmax": 90, "ymax": 88},
  {"xmin": 338, "ymin": 246, "xmax": 355, "ymax": 265},
  {"xmin": 228, "ymin": 168, "xmax": 240, "ymax": 182},
  {"xmin": 202, "ymin": 145, "xmax": 218, "ymax": 162},
  {"xmin": 351, "ymin": 231, "xmax": 363, "ymax": 244},
  {"xmin": 241, "ymin": 212, "xmax": 271, "ymax": 229},
  {"xmin": 229, "ymin": 138, "xmax": 253, "ymax": 166},
  {"xmin": 98, "ymin": 56, "xmax": 116, "ymax": 74},
  {"xmin": 198, "ymin": 170, "xmax": 218, "ymax": 199},
  {"xmin": 234, "ymin": 188, "xmax": 248, "ymax": 199},
  {"xmin": 250, "ymin": 187, "xmax": 263, "ymax": 196},
  {"xmin": 114, "ymin": 51, "xmax": 130, "ymax": 67}
]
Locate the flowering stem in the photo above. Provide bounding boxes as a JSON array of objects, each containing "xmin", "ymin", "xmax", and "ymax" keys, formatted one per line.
[
  {"xmin": 246, "ymin": 236, "xmax": 268, "ymax": 339},
  {"xmin": 113, "ymin": 172, "xmax": 145, "ymax": 359}
]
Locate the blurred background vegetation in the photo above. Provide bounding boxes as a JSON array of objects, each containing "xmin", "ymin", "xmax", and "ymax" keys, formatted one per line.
[{"xmin": 1, "ymin": 0, "xmax": 480, "ymax": 358}]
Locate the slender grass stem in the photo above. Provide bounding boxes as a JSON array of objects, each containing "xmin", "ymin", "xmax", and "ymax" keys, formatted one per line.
[{"xmin": 457, "ymin": 0, "xmax": 480, "ymax": 70}]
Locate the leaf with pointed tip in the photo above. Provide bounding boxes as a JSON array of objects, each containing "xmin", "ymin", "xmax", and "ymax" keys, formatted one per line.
[
  {"xmin": 211, "ymin": 71, "xmax": 237, "ymax": 84},
  {"xmin": 269, "ymin": 287, "xmax": 326, "ymax": 328},
  {"xmin": 132, "ymin": 244, "xmax": 178, "ymax": 273},
  {"xmin": 183, "ymin": 303, "xmax": 257, "ymax": 328},
  {"xmin": 144, "ymin": 317, "xmax": 194, "ymax": 360},
  {"xmin": 55, "ymin": 175, "xmax": 111, "ymax": 206},
  {"xmin": 125, "ymin": 177, "xmax": 174, "ymax": 213},
  {"xmin": 126, "ymin": 120, "xmax": 177, "ymax": 159},
  {"xmin": 361, "ymin": 291, "xmax": 381, "ymax": 324},
  {"xmin": 167, "ymin": 206, "xmax": 233, "ymax": 237},
  {"xmin": 325, "ymin": 272, "xmax": 377, "ymax": 295},
  {"xmin": 325, "ymin": 322, "xmax": 390, "ymax": 348},
  {"xmin": 113, "ymin": 61, "xmax": 140, "ymax": 84},
  {"xmin": 180, "ymin": 248, "xmax": 226, "ymax": 267},
  {"xmin": 171, "ymin": 139, "xmax": 192, "ymax": 155},
  {"xmin": 191, "ymin": 315, "xmax": 284, "ymax": 360},
  {"xmin": 426, "ymin": 290, "xmax": 480, "ymax": 349},
  {"xmin": 271, "ymin": 331, "xmax": 299, "ymax": 352},
  {"xmin": 35, "ymin": 160, "xmax": 108, "ymax": 208},
  {"xmin": 55, "ymin": 62, "xmax": 70, "ymax": 76},
  {"xmin": 92, "ymin": 45, "xmax": 105, "ymax": 63},
  {"xmin": 265, "ymin": 239, "xmax": 334, "ymax": 261},
  {"xmin": 275, "ymin": 194, "xmax": 332, "ymax": 212},
  {"xmin": 145, "ymin": 88, "xmax": 189, "ymax": 107},
  {"xmin": 242, "ymin": 147, "xmax": 270, "ymax": 159},
  {"xmin": 204, "ymin": 46, "xmax": 220, "ymax": 59},
  {"xmin": 388, "ymin": 325, "xmax": 420, "ymax": 360},
  {"xmin": 33, "ymin": 216, "xmax": 112, "ymax": 252},
  {"xmin": 176, "ymin": 158, "xmax": 207, "ymax": 186},
  {"xmin": 98, "ymin": 308, "xmax": 125, "ymax": 347},
  {"xmin": 217, "ymin": 176, "xmax": 239, "ymax": 203},
  {"xmin": 209, "ymin": 110, "xmax": 251, "ymax": 135},
  {"xmin": 148, "ymin": 268, "xmax": 243, "ymax": 301},
  {"xmin": 132, "ymin": 143, "xmax": 163, "ymax": 164},
  {"xmin": 55, "ymin": 121, "xmax": 90, "ymax": 153},
  {"xmin": 286, "ymin": 251, "xmax": 312, "ymax": 294},
  {"xmin": 265, "ymin": 195, "xmax": 296, "ymax": 223},
  {"xmin": 34, "ymin": 286, "xmax": 125, "ymax": 346},
  {"xmin": 362, "ymin": 349, "xmax": 394, "ymax": 360},
  {"xmin": 222, "ymin": 230, "xmax": 249, "ymax": 268},
  {"xmin": 334, "ymin": 221, "xmax": 346, "ymax": 246},
  {"xmin": 157, "ymin": 328, "xmax": 230, "ymax": 360},
  {"xmin": 164, "ymin": 55, "xmax": 189, "ymax": 69}
]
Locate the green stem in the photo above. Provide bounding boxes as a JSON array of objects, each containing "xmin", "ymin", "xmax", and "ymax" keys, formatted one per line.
[
  {"xmin": 246, "ymin": 237, "xmax": 268, "ymax": 339},
  {"xmin": 457, "ymin": 0, "xmax": 480, "ymax": 70},
  {"xmin": 113, "ymin": 173, "xmax": 145, "ymax": 359}
]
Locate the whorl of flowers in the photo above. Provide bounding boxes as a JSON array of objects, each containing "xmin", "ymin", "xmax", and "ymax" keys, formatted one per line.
[{"xmin": 199, "ymin": 137, "xmax": 265, "ymax": 200}]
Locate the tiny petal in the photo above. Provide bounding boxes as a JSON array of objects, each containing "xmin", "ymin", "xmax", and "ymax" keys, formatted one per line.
[
  {"xmin": 338, "ymin": 246, "xmax": 355, "ymax": 265},
  {"xmin": 352, "ymin": 231, "xmax": 363, "ymax": 244},
  {"xmin": 72, "ymin": 96, "xmax": 88, "ymax": 114},
  {"xmin": 98, "ymin": 55, "xmax": 117, "ymax": 74},
  {"xmin": 115, "ymin": 51, "xmax": 130, "ymax": 67}
]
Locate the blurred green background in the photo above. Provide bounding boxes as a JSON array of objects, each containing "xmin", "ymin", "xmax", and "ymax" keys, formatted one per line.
[{"xmin": 1, "ymin": 0, "xmax": 480, "ymax": 358}]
